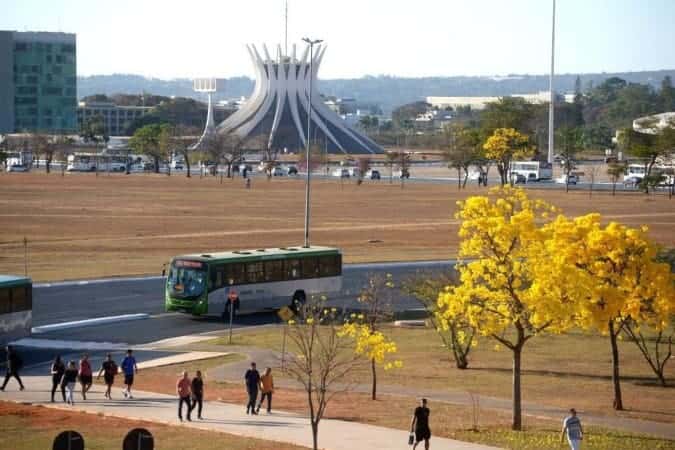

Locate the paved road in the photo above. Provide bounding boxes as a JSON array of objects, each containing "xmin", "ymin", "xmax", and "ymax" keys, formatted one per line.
[{"xmin": 31, "ymin": 261, "xmax": 454, "ymax": 345}]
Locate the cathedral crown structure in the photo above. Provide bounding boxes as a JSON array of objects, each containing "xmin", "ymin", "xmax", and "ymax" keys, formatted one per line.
[{"xmin": 216, "ymin": 43, "xmax": 382, "ymax": 154}]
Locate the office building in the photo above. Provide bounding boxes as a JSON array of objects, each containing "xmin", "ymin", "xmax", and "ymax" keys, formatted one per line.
[{"xmin": 0, "ymin": 31, "xmax": 77, "ymax": 133}]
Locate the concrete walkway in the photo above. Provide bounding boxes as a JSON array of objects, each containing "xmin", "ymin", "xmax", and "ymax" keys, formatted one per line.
[
  {"xmin": 209, "ymin": 346, "xmax": 675, "ymax": 441},
  {"xmin": 0, "ymin": 376, "xmax": 501, "ymax": 450}
]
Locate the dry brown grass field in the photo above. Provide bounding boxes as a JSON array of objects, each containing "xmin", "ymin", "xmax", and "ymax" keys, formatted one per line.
[{"xmin": 0, "ymin": 172, "xmax": 673, "ymax": 281}]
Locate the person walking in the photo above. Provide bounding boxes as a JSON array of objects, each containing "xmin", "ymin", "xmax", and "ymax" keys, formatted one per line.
[
  {"xmin": 244, "ymin": 362, "xmax": 260, "ymax": 415},
  {"xmin": 50, "ymin": 355, "xmax": 65, "ymax": 402},
  {"xmin": 256, "ymin": 367, "xmax": 274, "ymax": 414},
  {"xmin": 190, "ymin": 370, "xmax": 204, "ymax": 420},
  {"xmin": 410, "ymin": 398, "xmax": 431, "ymax": 450},
  {"xmin": 62, "ymin": 361, "xmax": 78, "ymax": 405},
  {"xmin": 561, "ymin": 408, "xmax": 584, "ymax": 450},
  {"xmin": 121, "ymin": 349, "xmax": 138, "ymax": 399},
  {"xmin": 0, "ymin": 345, "xmax": 25, "ymax": 391},
  {"xmin": 78, "ymin": 353, "xmax": 93, "ymax": 400},
  {"xmin": 177, "ymin": 371, "xmax": 192, "ymax": 422},
  {"xmin": 97, "ymin": 353, "xmax": 118, "ymax": 399}
]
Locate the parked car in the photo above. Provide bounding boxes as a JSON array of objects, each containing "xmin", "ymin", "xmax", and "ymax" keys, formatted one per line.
[
  {"xmin": 287, "ymin": 165, "xmax": 298, "ymax": 175},
  {"xmin": 7, "ymin": 164, "xmax": 29, "ymax": 172},
  {"xmin": 395, "ymin": 168, "xmax": 410, "ymax": 179},
  {"xmin": 332, "ymin": 168, "xmax": 350, "ymax": 178},
  {"xmin": 271, "ymin": 167, "xmax": 285, "ymax": 176},
  {"xmin": 555, "ymin": 174, "xmax": 578, "ymax": 185},
  {"xmin": 367, "ymin": 169, "xmax": 381, "ymax": 180},
  {"xmin": 511, "ymin": 173, "xmax": 527, "ymax": 184}
]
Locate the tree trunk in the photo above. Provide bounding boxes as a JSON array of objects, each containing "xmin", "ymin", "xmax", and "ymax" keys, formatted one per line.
[
  {"xmin": 371, "ymin": 358, "xmax": 377, "ymax": 400},
  {"xmin": 608, "ymin": 320, "xmax": 624, "ymax": 410},
  {"xmin": 154, "ymin": 157, "xmax": 160, "ymax": 174},
  {"xmin": 311, "ymin": 421, "xmax": 319, "ymax": 450},
  {"xmin": 46, "ymin": 157, "xmax": 52, "ymax": 174},
  {"xmin": 512, "ymin": 345, "xmax": 523, "ymax": 430},
  {"xmin": 612, "ymin": 181, "xmax": 616, "ymax": 196},
  {"xmin": 185, "ymin": 158, "xmax": 191, "ymax": 178},
  {"xmin": 457, "ymin": 168, "xmax": 462, "ymax": 190}
]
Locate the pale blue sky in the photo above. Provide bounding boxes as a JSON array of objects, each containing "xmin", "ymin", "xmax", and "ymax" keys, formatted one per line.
[{"xmin": 2, "ymin": 0, "xmax": 674, "ymax": 79}]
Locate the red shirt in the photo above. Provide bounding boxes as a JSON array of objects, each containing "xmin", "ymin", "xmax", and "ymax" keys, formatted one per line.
[
  {"xmin": 79, "ymin": 359, "xmax": 92, "ymax": 377},
  {"xmin": 177, "ymin": 378, "xmax": 191, "ymax": 397}
]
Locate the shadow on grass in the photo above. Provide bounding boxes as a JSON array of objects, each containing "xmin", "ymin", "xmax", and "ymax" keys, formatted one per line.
[{"xmin": 467, "ymin": 366, "xmax": 672, "ymax": 386}]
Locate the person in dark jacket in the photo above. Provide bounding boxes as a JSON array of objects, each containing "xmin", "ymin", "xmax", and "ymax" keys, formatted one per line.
[
  {"xmin": 50, "ymin": 355, "xmax": 65, "ymax": 402},
  {"xmin": 190, "ymin": 370, "xmax": 205, "ymax": 419},
  {"xmin": 411, "ymin": 398, "xmax": 431, "ymax": 450},
  {"xmin": 244, "ymin": 362, "xmax": 260, "ymax": 415},
  {"xmin": 0, "ymin": 345, "xmax": 25, "ymax": 391}
]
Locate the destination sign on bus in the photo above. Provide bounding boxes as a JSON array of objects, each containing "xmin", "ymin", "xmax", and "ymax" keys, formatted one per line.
[{"xmin": 174, "ymin": 260, "xmax": 205, "ymax": 269}]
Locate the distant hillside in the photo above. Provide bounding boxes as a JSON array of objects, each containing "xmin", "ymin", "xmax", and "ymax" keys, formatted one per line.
[{"xmin": 78, "ymin": 70, "xmax": 675, "ymax": 114}]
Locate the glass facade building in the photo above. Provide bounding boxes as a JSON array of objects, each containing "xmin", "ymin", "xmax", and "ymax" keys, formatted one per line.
[{"xmin": 0, "ymin": 31, "xmax": 77, "ymax": 133}]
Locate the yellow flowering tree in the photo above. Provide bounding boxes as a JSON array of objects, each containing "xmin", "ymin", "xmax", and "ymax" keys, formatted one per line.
[
  {"xmin": 355, "ymin": 273, "xmax": 397, "ymax": 400},
  {"xmin": 437, "ymin": 187, "xmax": 579, "ymax": 430},
  {"xmin": 285, "ymin": 296, "xmax": 399, "ymax": 450},
  {"xmin": 545, "ymin": 215, "xmax": 675, "ymax": 405},
  {"xmin": 483, "ymin": 128, "xmax": 534, "ymax": 185}
]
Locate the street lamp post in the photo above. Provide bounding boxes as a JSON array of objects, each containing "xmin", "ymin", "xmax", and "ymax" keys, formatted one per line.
[{"xmin": 302, "ymin": 37, "xmax": 322, "ymax": 248}]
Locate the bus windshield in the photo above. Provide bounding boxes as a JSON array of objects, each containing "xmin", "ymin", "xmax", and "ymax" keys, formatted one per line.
[{"xmin": 168, "ymin": 266, "xmax": 206, "ymax": 299}]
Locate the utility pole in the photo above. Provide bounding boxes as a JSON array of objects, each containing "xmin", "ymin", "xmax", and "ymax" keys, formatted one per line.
[
  {"xmin": 548, "ymin": 0, "xmax": 556, "ymax": 164},
  {"xmin": 302, "ymin": 37, "xmax": 322, "ymax": 248}
]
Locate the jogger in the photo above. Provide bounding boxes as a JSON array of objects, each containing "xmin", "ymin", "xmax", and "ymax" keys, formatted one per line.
[
  {"xmin": 257, "ymin": 367, "xmax": 274, "ymax": 414},
  {"xmin": 62, "ymin": 361, "xmax": 78, "ymax": 405},
  {"xmin": 97, "ymin": 353, "xmax": 118, "ymax": 399},
  {"xmin": 78, "ymin": 354, "xmax": 93, "ymax": 400}
]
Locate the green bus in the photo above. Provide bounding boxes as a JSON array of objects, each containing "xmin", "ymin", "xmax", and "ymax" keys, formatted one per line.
[
  {"xmin": 165, "ymin": 246, "xmax": 342, "ymax": 317},
  {"xmin": 0, "ymin": 275, "xmax": 33, "ymax": 343}
]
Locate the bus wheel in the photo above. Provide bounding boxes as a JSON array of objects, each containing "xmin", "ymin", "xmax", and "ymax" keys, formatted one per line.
[{"xmin": 290, "ymin": 290, "xmax": 306, "ymax": 313}]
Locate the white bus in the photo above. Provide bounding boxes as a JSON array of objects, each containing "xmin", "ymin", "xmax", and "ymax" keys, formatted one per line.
[
  {"xmin": 509, "ymin": 161, "xmax": 553, "ymax": 182},
  {"xmin": 0, "ymin": 275, "xmax": 32, "ymax": 344},
  {"xmin": 165, "ymin": 246, "xmax": 342, "ymax": 318},
  {"xmin": 67, "ymin": 153, "xmax": 127, "ymax": 172}
]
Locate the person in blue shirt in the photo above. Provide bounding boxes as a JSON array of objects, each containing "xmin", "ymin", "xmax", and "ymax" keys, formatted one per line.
[
  {"xmin": 561, "ymin": 408, "xmax": 584, "ymax": 450},
  {"xmin": 121, "ymin": 349, "xmax": 138, "ymax": 399}
]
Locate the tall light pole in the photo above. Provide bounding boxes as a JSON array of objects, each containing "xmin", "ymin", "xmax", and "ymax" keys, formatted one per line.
[
  {"xmin": 302, "ymin": 37, "xmax": 322, "ymax": 248},
  {"xmin": 547, "ymin": 0, "xmax": 556, "ymax": 164}
]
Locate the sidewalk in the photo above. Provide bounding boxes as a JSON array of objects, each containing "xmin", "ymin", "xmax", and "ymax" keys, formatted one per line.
[
  {"xmin": 0, "ymin": 376, "xmax": 501, "ymax": 450},
  {"xmin": 210, "ymin": 345, "xmax": 675, "ymax": 441}
]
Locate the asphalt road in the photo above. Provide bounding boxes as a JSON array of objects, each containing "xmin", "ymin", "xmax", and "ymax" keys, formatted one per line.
[{"xmin": 30, "ymin": 261, "xmax": 454, "ymax": 345}]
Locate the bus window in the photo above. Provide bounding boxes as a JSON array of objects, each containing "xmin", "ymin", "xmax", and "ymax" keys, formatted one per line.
[
  {"xmin": 286, "ymin": 259, "xmax": 301, "ymax": 279},
  {"xmin": 210, "ymin": 265, "xmax": 225, "ymax": 289},
  {"xmin": 246, "ymin": 262, "xmax": 264, "ymax": 283},
  {"xmin": 11, "ymin": 286, "xmax": 30, "ymax": 312},
  {"xmin": 264, "ymin": 260, "xmax": 284, "ymax": 282},
  {"xmin": 0, "ymin": 288, "xmax": 9, "ymax": 314},
  {"xmin": 302, "ymin": 257, "xmax": 320, "ymax": 279},
  {"xmin": 225, "ymin": 263, "xmax": 246, "ymax": 285},
  {"xmin": 319, "ymin": 254, "xmax": 341, "ymax": 277}
]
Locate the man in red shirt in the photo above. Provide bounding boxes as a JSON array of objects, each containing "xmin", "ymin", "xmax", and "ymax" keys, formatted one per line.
[{"xmin": 176, "ymin": 371, "xmax": 192, "ymax": 421}]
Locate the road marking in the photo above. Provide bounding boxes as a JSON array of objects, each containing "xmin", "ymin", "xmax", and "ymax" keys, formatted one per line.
[{"xmin": 31, "ymin": 313, "xmax": 149, "ymax": 334}]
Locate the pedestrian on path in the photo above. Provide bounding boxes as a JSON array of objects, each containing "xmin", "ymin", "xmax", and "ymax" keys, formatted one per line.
[
  {"xmin": 121, "ymin": 349, "xmax": 138, "ymax": 399},
  {"xmin": 63, "ymin": 361, "xmax": 78, "ymax": 405},
  {"xmin": 177, "ymin": 371, "xmax": 192, "ymax": 422},
  {"xmin": 410, "ymin": 398, "xmax": 431, "ymax": 450},
  {"xmin": 190, "ymin": 370, "xmax": 204, "ymax": 420},
  {"xmin": 561, "ymin": 408, "xmax": 584, "ymax": 450},
  {"xmin": 78, "ymin": 353, "xmax": 93, "ymax": 400},
  {"xmin": 97, "ymin": 353, "xmax": 118, "ymax": 399},
  {"xmin": 50, "ymin": 355, "xmax": 65, "ymax": 402},
  {"xmin": 257, "ymin": 367, "xmax": 274, "ymax": 414},
  {"xmin": 0, "ymin": 345, "xmax": 25, "ymax": 391},
  {"xmin": 244, "ymin": 362, "xmax": 260, "ymax": 415}
]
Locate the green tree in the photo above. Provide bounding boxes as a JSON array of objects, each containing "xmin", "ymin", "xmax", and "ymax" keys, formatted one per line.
[
  {"xmin": 606, "ymin": 162, "xmax": 627, "ymax": 196},
  {"xmin": 555, "ymin": 127, "xmax": 585, "ymax": 192},
  {"xmin": 441, "ymin": 123, "xmax": 481, "ymax": 189},
  {"xmin": 660, "ymin": 76, "xmax": 675, "ymax": 111},
  {"xmin": 129, "ymin": 123, "xmax": 170, "ymax": 174}
]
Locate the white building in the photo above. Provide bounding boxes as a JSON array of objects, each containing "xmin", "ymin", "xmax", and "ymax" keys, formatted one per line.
[{"xmin": 426, "ymin": 91, "xmax": 574, "ymax": 111}]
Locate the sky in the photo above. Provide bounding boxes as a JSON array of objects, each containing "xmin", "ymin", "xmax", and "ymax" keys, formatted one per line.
[{"xmin": 2, "ymin": 0, "xmax": 675, "ymax": 80}]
